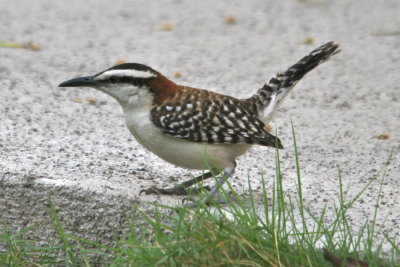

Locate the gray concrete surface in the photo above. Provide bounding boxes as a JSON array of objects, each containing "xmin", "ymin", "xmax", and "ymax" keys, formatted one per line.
[{"xmin": 1, "ymin": 0, "xmax": 399, "ymax": 254}]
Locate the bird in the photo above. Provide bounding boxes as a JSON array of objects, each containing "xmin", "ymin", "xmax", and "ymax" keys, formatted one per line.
[{"xmin": 59, "ymin": 42, "xmax": 340, "ymax": 196}]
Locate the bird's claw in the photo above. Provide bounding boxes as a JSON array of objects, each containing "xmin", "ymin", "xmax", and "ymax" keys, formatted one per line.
[
  {"xmin": 139, "ymin": 185, "xmax": 212, "ymax": 196},
  {"xmin": 139, "ymin": 187, "xmax": 167, "ymax": 196}
]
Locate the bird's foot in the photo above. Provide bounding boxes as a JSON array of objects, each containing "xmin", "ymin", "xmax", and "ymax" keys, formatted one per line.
[
  {"xmin": 139, "ymin": 185, "xmax": 211, "ymax": 196},
  {"xmin": 182, "ymin": 196, "xmax": 228, "ymax": 208},
  {"xmin": 182, "ymin": 188, "xmax": 238, "ymax": 208}
]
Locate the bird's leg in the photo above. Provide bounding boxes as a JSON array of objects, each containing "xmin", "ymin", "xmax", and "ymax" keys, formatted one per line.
[
  {"xmin": 183, "ymin": 163, "xmax": 237, "ymax": 207},
  {"xmin": 208, "ymin": 166, "xmax": 235, "ymax": 198},
  {"xmin": 139, "ymin": 170, "xmax": 217, "ymax": 196}
]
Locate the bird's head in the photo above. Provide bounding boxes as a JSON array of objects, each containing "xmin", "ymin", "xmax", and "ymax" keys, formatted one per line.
[{"xmin": 59, "ymin": 63, "xmax": 178, "ymax": 108}]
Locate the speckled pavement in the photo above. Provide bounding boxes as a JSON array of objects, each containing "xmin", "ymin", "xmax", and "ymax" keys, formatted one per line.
[{"xmin": 1, "ymin": 0, "xmax": 399, "ymax": 252}]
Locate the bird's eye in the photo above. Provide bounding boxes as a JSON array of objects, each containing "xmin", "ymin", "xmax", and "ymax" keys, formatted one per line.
[{"xmin": 109, "ymin": 77, "xmax": 118, "ymax": 83}]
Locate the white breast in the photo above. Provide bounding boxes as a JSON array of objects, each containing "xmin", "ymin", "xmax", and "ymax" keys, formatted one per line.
[{"xmin": 123, "ymin": 105, "xmax": 250, "ymax": 170}]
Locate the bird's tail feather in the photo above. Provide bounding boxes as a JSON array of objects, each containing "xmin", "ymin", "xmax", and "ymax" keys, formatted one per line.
[{"xmin": 245, "ymin": 41, "xmax": 340, "ymax": 123}]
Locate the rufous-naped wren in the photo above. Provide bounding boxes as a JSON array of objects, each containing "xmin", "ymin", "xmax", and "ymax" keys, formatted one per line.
[{"xmin": 59, "ymin": 42, "xmax": 340, "ymax": 196}]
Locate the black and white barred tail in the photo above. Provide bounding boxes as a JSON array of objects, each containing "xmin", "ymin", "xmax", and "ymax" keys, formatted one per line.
[{"xmin": 244, "ymin": 42, "xmax": 340, "ymax": 123}]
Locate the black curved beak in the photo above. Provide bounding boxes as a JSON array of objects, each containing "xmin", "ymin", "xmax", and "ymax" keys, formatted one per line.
[{"xmin": 58, "ymin": 76, "xmax": 98, "ymax": 88}]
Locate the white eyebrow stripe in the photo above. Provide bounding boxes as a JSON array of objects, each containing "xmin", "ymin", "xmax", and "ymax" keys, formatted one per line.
[{"xmin": 96, "ymin": 69, "xmax": 156, "ymax": 80}]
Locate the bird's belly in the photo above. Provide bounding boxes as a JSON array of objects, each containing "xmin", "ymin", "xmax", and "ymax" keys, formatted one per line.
[{"xmin": 124, "ymin": 110, "xmax": 250, "ymax": 170}]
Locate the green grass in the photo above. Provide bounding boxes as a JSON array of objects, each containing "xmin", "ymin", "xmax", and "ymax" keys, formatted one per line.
[{"xmin": 1, "ymin": 127, "xmax": 399, "ymax": 266}]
